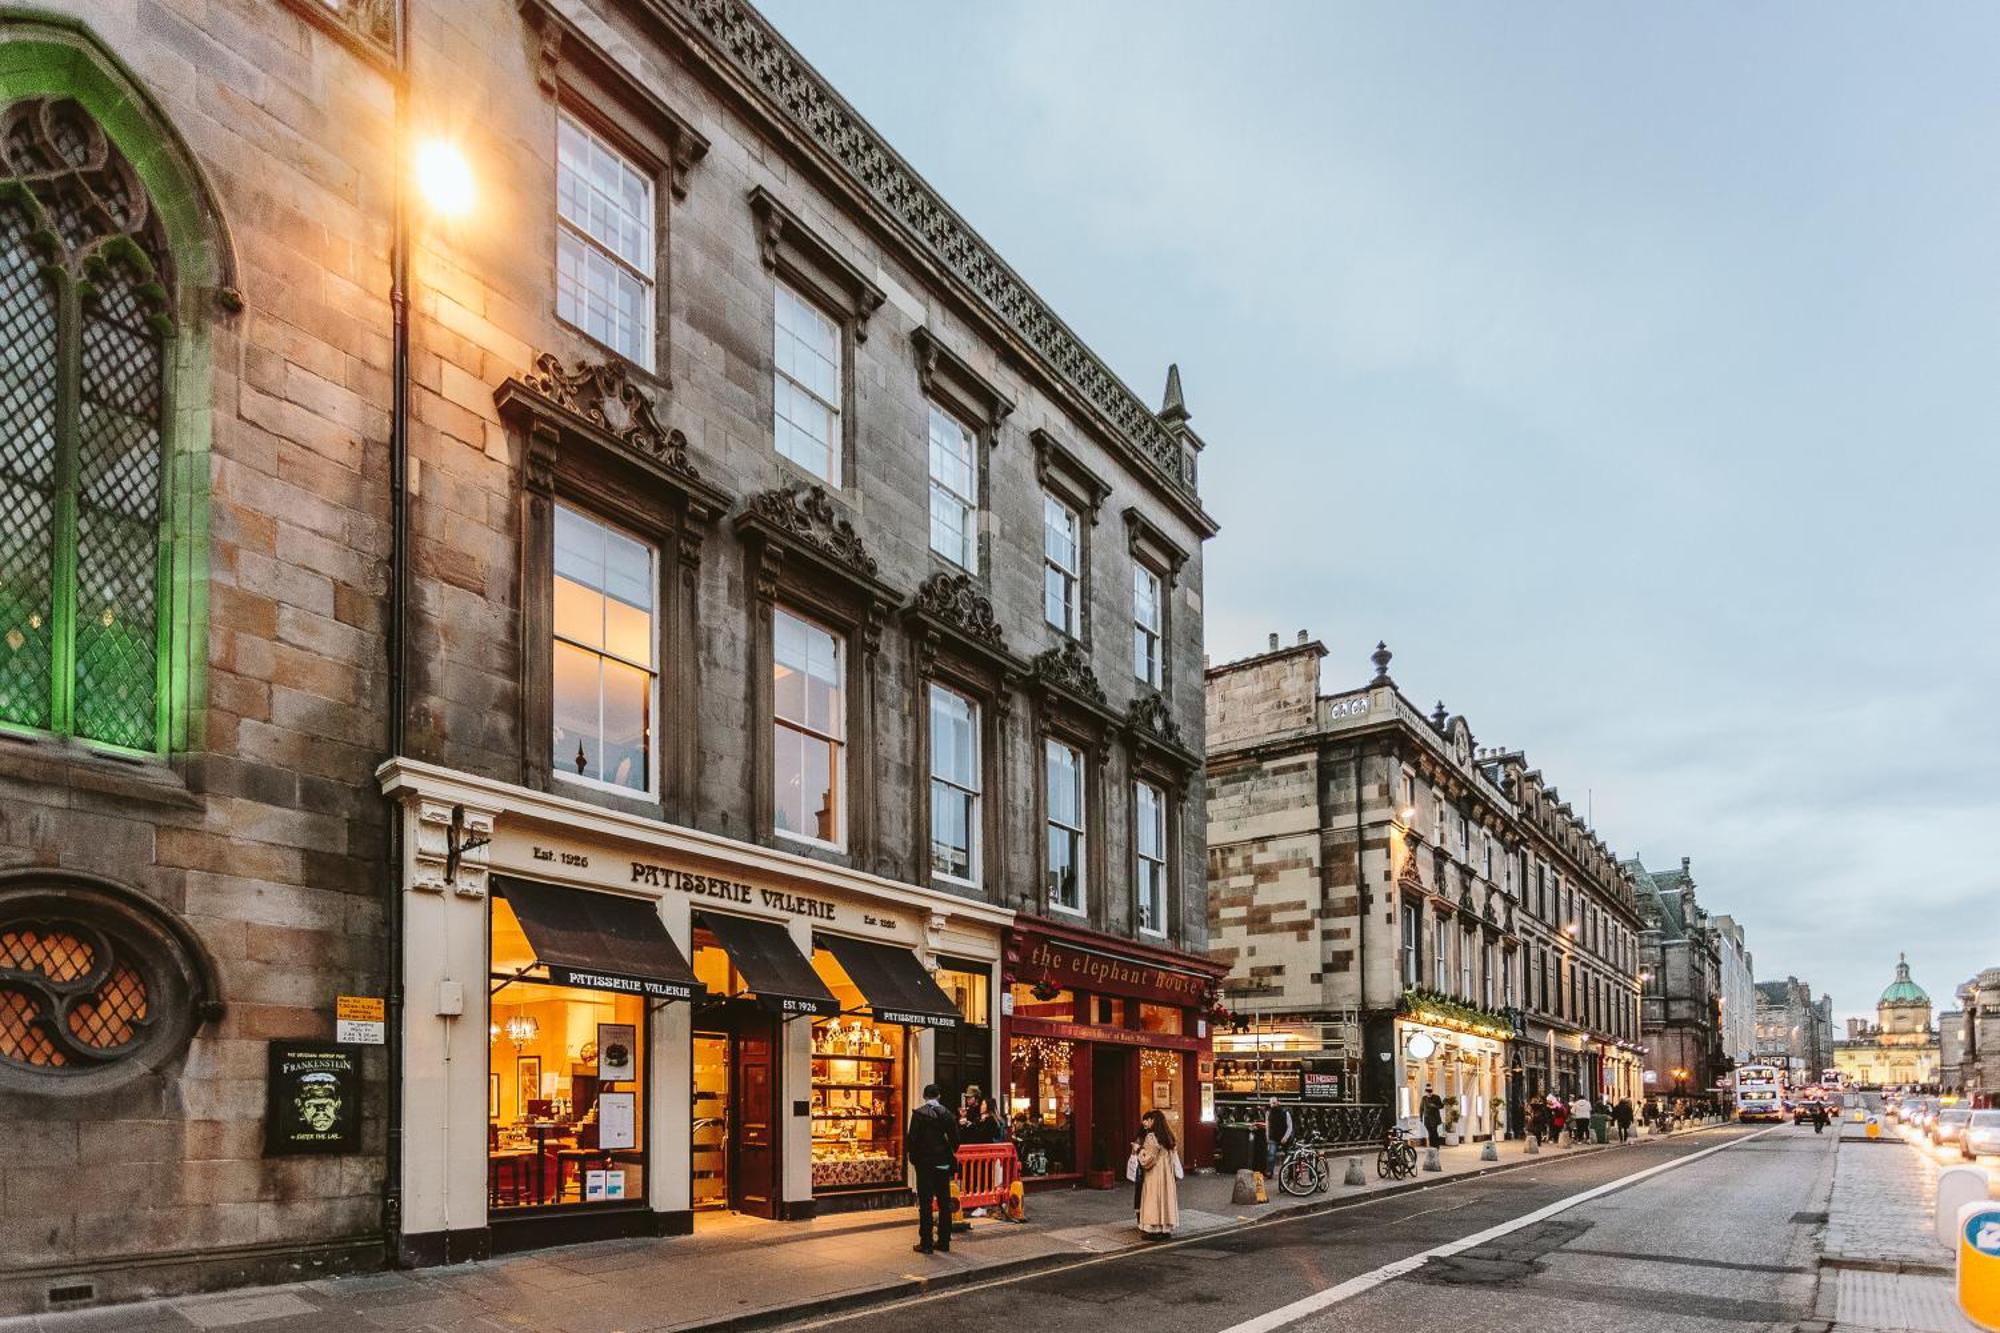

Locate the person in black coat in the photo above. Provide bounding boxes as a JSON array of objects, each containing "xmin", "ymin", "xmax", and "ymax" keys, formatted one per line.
[
  {"xmin": 1420, "ymin": 1087, "xmax": 1445, "ymax": 1148},
  {"xmin": 907, "ymin": 1083, "xmax": 961, "ymax": 1254}
]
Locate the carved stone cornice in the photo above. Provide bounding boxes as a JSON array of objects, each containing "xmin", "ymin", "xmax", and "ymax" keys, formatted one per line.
[
  {"xmin": 652, "ymin": 0, "xmax": 1211, "ymax": 526},
  {"xmin": 1125, "ymin": 692, "xmax": 1184, "ymax": 750},
  {"xmin": 745, "ymin": 484, "xmax": 876, "ymax": 577},
  {"xmin": 913, "ymin": 572, "xmax": 1003, "ymax": 649},
  {"xmin": 1030, "ymin": 639, "xmax": 1107, "ymax": 708},
  {"xmin": 495, "ymin": 352, "xmax": 731, "ymax": 516},
  {"xmin": 281, "ymin": 0, "xmax": 395, "ymax": 66}
]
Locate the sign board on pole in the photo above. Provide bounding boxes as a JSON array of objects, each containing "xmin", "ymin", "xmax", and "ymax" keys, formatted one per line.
[{"xmin": 335, "ymin": 995, "xmax": 386, "ymax": 1046}]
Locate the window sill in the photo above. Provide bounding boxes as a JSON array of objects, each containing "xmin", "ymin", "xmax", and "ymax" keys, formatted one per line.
[
  {"xmin": 932, "ymin": 872, "xmax": 981, "ymax": 894},
  {"xmin": 1047, "ymin": 901, "xmax": 1088, "ymax": 919},
  {"xmin": 775, "ymin": 828, "xmax": 847, "ymax": 856},
  {"xmin": 0, "ymin": 732, "xmax": 199, "ymax": 811}
]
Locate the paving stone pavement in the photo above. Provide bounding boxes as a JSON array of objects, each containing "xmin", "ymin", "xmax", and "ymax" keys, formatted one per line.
[
  {"xmin": 0, "ymin": 1126, "xmax": 1701, "ymax": 1333},
  {"xmin": 1816, "ymin": 1117, "xmax": 1999, "ymax": 1333}
]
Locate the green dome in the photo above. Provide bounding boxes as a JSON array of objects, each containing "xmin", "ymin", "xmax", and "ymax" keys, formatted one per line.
[{"xmin": 1879, "ymin": 953, "xmax": 1929, "ymax": 1006}]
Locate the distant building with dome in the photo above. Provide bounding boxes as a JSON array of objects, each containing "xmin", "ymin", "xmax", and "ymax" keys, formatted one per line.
[{"xmin": 1833, "ymin": 954, "xmax": 1941, "ymax": 1088}]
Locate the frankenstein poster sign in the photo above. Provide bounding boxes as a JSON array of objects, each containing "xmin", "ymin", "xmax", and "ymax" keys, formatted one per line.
[{"xmin": 266, "ymin": 1041, "xmax": 361, "ymax": 1155}]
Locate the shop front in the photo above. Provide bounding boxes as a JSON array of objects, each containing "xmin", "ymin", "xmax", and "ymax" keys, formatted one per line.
[
  {"xmin": 383, "ymin": 760, "xmax": 1010, "ymax": 1264},
  {"xmin": 1001, "ymin": 921, "xmax": 1223, "ymax": 1188},
  {"xmin": 1393, "ymin": 1014, "xmax": 1509, "ymax": 1142}
]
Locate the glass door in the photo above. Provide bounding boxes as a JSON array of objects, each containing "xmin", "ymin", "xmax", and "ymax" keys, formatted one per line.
[{"xmin": 692, "ymin": 1032, "xmax": 730, "ymax": 1211}]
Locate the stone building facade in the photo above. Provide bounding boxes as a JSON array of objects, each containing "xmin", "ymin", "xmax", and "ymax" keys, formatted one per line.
[
  {"xmin": 1752, "ymin": 976, "xmax": 1833, "ymax": 1080},
  {"xmin": 1834, "ymin": 955, "xmax": 1941, "ymax": 1089},
  {"xmin": 1625, "ymin": 856, "xmax": 1724, "ymax": 1098},
  {"xmin": 1950, "ymin": 968, "xmax": 2000, "ymax": 1099},
  {"xmin": 1712, "ymin": 914, "xmax": 1756, "ymax": 1069},
  {"xmin": 1203, "ymin": 639, "xmax": 1640, "ymax": 1143},
  {"xmin": 0, "ymin": 0, "xmax": 1217, "ymax": 1313},
  {"xmin": 1478, "ymin": 752, "xmax": 1646, "ymax": 1112}
]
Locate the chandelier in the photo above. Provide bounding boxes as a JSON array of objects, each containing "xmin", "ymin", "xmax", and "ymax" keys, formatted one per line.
[{"xmin": 502, "ymin": 1014, "xmax": 540, "ymax": 1049}]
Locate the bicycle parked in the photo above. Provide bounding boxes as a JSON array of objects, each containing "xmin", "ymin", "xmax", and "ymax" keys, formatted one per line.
[
  {"xmin": 1376, "ymin": 1124, "xmax": 1419, "ymax": 1180},
  {"xmin": 1276, "ymin": 1136, "xmax": 1332, "ymax": 1196}
]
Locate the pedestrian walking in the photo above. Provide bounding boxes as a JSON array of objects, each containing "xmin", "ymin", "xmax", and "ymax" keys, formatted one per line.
[
  {"xmin": 906, "ymin": 1083, "xmax": 960, "ymax": 1255},
  {"xmin": 1527, "ymin": 1096, "xmax": 1548, "ymax": 1143},
  {"xmin": 1548, "ymin": 1094, "xmax": 1568, "ymax": 1143},
  {"xmin": 1421, "ymin": 1087, "xmax": 1445, "ymax": 1148},
  {"xmin": 1264, "ymin": 1095, "xmax": 1295, "ymax": 1179},
  {"xmin": 1133, "ymin": 1109, "xmax": 1180, "ymax": 1239},
  {"xmin": 1570, "ymin": 1094, "xmax": 1593, "ymax": 1144},
  {"xmin": 1613, "ymin": 1097, "xmax": 1634, "ymax": 1142}
]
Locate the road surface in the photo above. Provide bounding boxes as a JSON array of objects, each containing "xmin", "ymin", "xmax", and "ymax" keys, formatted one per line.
[{"xmin": 790, "ymin": 1123, "xmax": 1836, "ymax": 1333}]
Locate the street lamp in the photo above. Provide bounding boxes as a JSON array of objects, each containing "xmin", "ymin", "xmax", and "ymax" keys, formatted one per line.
[{"xmin": 415, "ymin": 138, "xmax": 475, "ymax": 217}]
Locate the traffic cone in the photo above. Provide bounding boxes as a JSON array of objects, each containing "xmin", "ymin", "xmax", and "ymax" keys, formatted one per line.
[{"xmin": 1004, "ymin": 1179, "xmax": 1026, "ymax": 1222}]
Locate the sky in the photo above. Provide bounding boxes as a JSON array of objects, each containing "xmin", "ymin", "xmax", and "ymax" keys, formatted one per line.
[{"xmin": 758, "ymin": 0, "xmax": 2000, "ymax": 1028}]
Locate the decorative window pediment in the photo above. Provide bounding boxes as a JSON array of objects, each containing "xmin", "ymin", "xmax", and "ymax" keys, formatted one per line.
[
  {"xmin": 748, "ymin": 186, "xmax": 884, "ymax": 341},
  {"xmin": 736, "ymin": 483, "xmax": 899, "ymax": 606},
  {"xmin": 1032, "ymin": 427, "xmax": 1111, "ymax": 525},
  {"xmin": 496, "ymin": 352, "xmax": 731, "ymax": 517},
  {"xmin": 911, "ymin": 326, "xmax": 1012, "ymax": 435},
  {"xmin": 908, "ymin": 571, "xmax": 1018, "ymax": 681}
]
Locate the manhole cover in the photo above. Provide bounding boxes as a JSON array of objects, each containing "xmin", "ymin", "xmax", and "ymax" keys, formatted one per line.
[{"xmin": 1790, "ymin": 1210, "xmax": 1829, "ymax": 1224}]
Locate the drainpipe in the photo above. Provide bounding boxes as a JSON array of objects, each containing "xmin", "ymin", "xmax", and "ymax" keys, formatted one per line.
[{"xmin": 382, "ymin": 0, "xmax": 413, "ymax": 1267}]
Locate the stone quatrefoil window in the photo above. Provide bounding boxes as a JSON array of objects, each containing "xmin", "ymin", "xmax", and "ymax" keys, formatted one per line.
[
  {"xmin": 0, "ymin": 919, "xmax": 153, "ymax": 1071},
  {"xmin": 0, "ymin": 96, "xmax": 173, "ymax": 751}
]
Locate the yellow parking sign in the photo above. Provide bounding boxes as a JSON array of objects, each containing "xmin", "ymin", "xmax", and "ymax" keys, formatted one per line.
[{"xmin": 1962, "ymin": 1201, "xmax": 2000, "ymax": 1332}]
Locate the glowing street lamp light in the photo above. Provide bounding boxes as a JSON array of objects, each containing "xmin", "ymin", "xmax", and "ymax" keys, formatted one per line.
[{"xmin": 414, "ymin": 138, "xmax": 475, "ymax": 217}]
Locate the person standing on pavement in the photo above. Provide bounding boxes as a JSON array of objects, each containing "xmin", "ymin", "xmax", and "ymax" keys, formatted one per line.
[
  {"xmin": 1264, "ymin": 1096, "xmax": 1295, "ymax": 1178},
  {"xmin": 1134, "ymin": 1109, "xmax": 1180, "ymax": 1239},
  {"xmin": 1613, "ymin": 1097, "xmax": 1634, "ymax": 1142},
  {"xmin": 1549, "ymin": 1094, "xmax": 1568, "ymax": 1143},
  {"xmin": 906, "ymin": 1083, "xmax": 960, "ymax": 1255},
  {"xmin": 1570, "ymin": 1093, "xmax": 1593, "ymax": 1143},
  {"xmin": 1420, "ymin": 1087, "xmax": 1445, "ymax": 1147}
]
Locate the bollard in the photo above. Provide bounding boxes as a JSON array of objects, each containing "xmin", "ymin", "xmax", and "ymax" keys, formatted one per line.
[
  {"xmin": 1423, "ymin": 1147, "xmax": 1442, "ymax": 1173},
  {"xmin": 1231, "ymin": 1168, "xmax": 1260, "ymax": 1206},
  {"xmin": 1525, "ymin": 1134, "xmax": 1539, "ymax": 1155},
  {"xmin": 1958, "ymin": 1199, "xmax": 2000, "ymax": 1331},
  {"xmin": 1343, "ymin": 1156, "xmax": 1365, "ymax": 1186},
  {"xmin": 1938, "ymin": 1167, "xmax": 1989, "ymax": 1247},
  {"xmin": 1480, "ymin": 1140, "xmax": 1498, "ymax": 1162}
]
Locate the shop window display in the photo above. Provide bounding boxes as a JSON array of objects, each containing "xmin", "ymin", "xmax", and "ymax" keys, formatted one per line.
[
  {"xmin": 488, "ymin": 895, "xmax": 646, "ymax": 1210},
  {"xmin": 810, "ymin": 945, "xmax": 906, "ymax": 1192},
  {"xmin": 1137, "ymin": 1002, "xmax": 1184, "ymax": 1035},
  {"xmin": 1006, "ymin": 1036, "xmax": 1076, "ymax": 1177},
  {"xmin": 1141, "ymin": 1048, "xmax": 1185, "ymax": 1143}
]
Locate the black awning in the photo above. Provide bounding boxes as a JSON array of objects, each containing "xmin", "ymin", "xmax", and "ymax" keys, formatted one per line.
[
  {"xmin": 816, "ymin": 934, "xmax": 962, "ymax": 1029},
  {"xmin": 496, "ymin": 876, "xmax": 702, "ymax": 1002},
  {"xmin": 694, "ymin": 909, "xmax": 838, "ymax": 1017}
]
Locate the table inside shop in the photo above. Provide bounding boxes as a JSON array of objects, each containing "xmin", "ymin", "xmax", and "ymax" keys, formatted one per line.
[
  {"xmin": 487, "ymin": 1149, "xmax": 535, "ymax": 1206},
  {"xmin": 519, "ymin": 1122, "xmax": 565, "ymax": 1205}
]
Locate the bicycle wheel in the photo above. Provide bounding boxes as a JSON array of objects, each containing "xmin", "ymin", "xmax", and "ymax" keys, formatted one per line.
[
  {"xmin": 1375, "ymin": 1148, "xmax": 1394, "ymax": 1179},
  {"xmin": 1393, "ymin": 1144, "xmax": 1418, "ymax": 1178},
  {"xmin": 1279, "ymin": 1155, "xmax": 1318, "ymax": 1196}
]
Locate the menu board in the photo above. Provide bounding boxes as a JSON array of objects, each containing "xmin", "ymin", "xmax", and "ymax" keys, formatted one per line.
[
  {"xmin": 265, "ymin": 1041, "xmax": 361, "ymax": 1155},
  {"xmin": 1301, "ymin": 1061, "xmax": 1343, "ymax": 1103}
]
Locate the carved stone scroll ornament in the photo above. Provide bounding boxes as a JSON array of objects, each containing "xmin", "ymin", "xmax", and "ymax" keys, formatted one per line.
[
  {"xmin": 913, "ymin": 572, "xmax": 1004, "ymax": 649},
  {"xmin": 518, "ymin": 353, "xmax": 702, "ymax": 481},
  {"xmin": 748, "ymin": 484, "xmax": 878, "ymax": 578},
  {"xmin": 1029, "ymin": 639, "xmax": 1106, "ymax": 707},
  {"xmin": 1125, "ymin": 691, "xmax": 1185, "ymax": 749}
]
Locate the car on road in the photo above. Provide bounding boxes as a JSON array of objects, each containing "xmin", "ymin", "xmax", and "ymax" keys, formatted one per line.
[
  {"xmin": 1931, "ymin": 1107, "xmax": 1972, "ymax": 1149},
  {"xmin": 1964, "ymin": 1110, "xmax": 2000, "ymax": 1161}
]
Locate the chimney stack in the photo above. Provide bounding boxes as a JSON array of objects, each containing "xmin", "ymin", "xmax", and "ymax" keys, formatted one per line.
[{"xmin": 1268, "ymin": 632, "xmax": 1279, "ymax": 651}]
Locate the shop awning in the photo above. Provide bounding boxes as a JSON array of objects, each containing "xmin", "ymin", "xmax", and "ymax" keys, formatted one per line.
[
  {"xmin": 495, "ymin": 876, "xmax": 702, "ymax": 1002},
  {"xmin": 693, "ymin": 910, "xmax": 838, "ymax": 1017},
  {"xmin": 816, "ymin": 934, "xmax": 961, "ymax": 1029}
]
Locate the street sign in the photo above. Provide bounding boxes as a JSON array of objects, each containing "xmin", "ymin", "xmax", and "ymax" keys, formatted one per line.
[{"xmin": 335, "ymin": 994, "xmax": 386, "ymax": 1046}]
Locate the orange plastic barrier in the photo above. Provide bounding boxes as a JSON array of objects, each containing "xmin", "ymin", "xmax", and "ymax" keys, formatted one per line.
[{"xmin": 952, "ymin": 1144, "xmax": 1021, "ymax": 1213}]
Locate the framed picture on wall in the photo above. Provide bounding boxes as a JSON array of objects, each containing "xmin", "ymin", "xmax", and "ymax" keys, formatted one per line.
[
  {"xmin": 597, "ymin": 1023, "xmax": 636, "ymax": 1081},
  {"xmin": 489, "ymin": 1072, "xmax": 500, "ymax": 1118},
  {"xmin": 517, "ymin": 1055, "xmax": 541, "ymax": 1119}
]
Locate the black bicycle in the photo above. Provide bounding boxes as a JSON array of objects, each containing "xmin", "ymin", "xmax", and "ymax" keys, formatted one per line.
[
  {"xmin": 1277, "ymin": 1137, "xmax": 1332, "ymax": 1196},
  {"xmin": 1376, "ymin": 1125, "xmax": 1419, "ymax": 1180}
]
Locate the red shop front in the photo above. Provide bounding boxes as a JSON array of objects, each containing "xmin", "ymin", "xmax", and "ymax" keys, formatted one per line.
[{"xmin": 1002, "ymin": 920, "xmax": 1224, "ymax": 1189}]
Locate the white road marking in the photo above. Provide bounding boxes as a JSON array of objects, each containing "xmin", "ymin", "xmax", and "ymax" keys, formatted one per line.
[{"xmin": 1211, "ymin": 1125, "xmax": 1780, "ymax": 1333}]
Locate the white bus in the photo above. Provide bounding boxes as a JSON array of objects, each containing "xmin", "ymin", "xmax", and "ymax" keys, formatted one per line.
[{"xmin": 1735, "ymin": 1063, "xmax": 1786, "ymax": 1123}]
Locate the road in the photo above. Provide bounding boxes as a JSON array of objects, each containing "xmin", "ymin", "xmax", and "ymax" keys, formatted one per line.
[{"xmin": 789, "ymin": 1123, "xmax": 1838, "ymax": 1333}]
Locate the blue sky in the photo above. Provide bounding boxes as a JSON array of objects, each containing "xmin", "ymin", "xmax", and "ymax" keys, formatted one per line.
[{"xmin": 759, "ymin": 0, "xmax": 2000, "ymax": 1027}]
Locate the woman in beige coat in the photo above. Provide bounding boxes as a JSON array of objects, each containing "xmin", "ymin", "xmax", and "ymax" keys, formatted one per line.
[{"xmin": 1133, "ymin": 1109, "xmax": 1179, "ymax": 1238}]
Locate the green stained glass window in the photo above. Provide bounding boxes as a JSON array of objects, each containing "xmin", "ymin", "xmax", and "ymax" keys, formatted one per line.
[{"xmin": 0, "ymin": 97, "xmax": 172, "ymax": 752}]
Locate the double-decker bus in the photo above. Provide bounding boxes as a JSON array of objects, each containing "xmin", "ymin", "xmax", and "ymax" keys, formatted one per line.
[{"xmin": 1735, "ymin": 1063, "xmax": 1786, "ymax": 1122}]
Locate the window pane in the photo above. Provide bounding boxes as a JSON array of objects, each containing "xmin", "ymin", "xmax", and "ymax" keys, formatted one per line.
[
  {"xmin": 552, "ymin": 575, "xmax": 602, "ymax": 650},
  {"xmin": 1043, "ymin": 496, "xmax": 1077, "ymax": 569},
  {"xmin": 773, "ymin": 724, "xmax": 805, "ymax": 835},
  {"xmin": 928, "ymin": 685, "xmax": 976, "ymax": 787},
  {"xmin": 1047, "ymin": 828, "xmax": 1078, "ymax": 910},
  {"xmin": 1044, "ymin": 566, "xmax": 1069, "ymax": 632},
  {"xmin": 600, "ymin": 657, "xmax": 650, "ymax": 792},
  {"xmin": 0, "ymin": 206, "xmax": 59, "ymax": 734},
  {"xmin": 604, "ymin": 593, "xmax": 652, "ymax": 667},
  {"xmin": 552, "ymin": 640, "xmax": 601, "ymax": 780},
  {"xmin": 931, "ymin": 782, "xmax": 972, "ymax": 879},
  {"xmin": 774, "ymin": 285, "xmax": 840, "ymax": 483},
  {"xmin": 555, "ymin": 114, "xmax": 653, "ymax": 367}
]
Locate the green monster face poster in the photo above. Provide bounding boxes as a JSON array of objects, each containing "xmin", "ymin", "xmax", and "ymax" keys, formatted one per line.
[{"xmin": 266, "ymin": 1041, "xmax": 361, "ymax": 1155}]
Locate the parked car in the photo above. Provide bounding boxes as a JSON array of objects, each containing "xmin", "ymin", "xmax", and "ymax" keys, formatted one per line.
[
  {"xmin": 1932, "ymin": 1108, "xmax": 1972, "ymax": 1149},
  {"xmin": 1963, "ymin": 1110, "xmax": 2000, "ymax": 1161}
]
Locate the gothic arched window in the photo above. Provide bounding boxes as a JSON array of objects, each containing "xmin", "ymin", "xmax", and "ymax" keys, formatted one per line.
[{"xmin": 0, "ymin": 96, "xmax": 173, "ymax": 751}]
